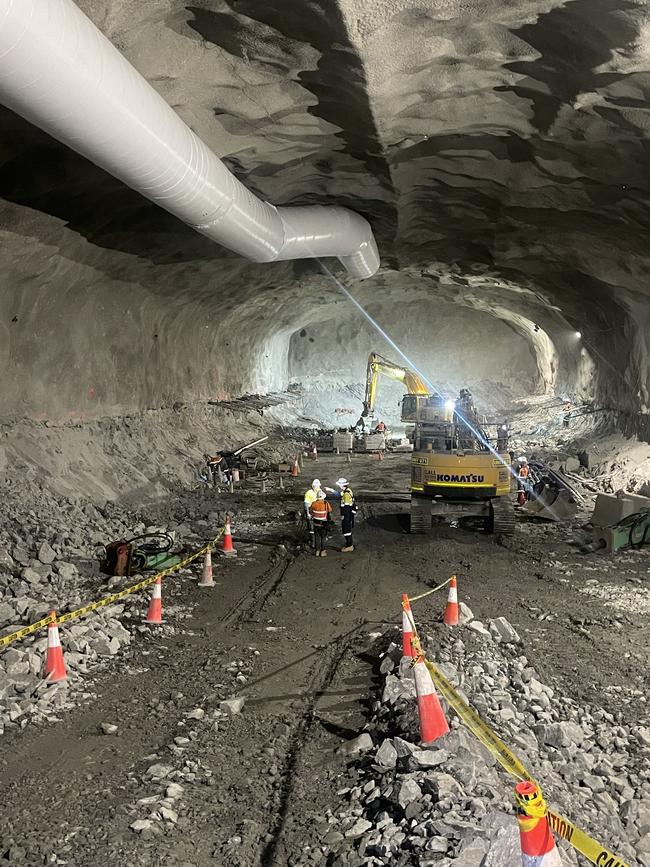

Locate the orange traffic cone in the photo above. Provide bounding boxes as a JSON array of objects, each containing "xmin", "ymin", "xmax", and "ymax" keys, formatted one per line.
[
  {"xmin": 518, "ymin": 490, "xmax": 526, "ymax": 506},
  {"xmin": 515, "ymin": 781, "xmax": 563, "ymax": 866},
  {"xmin": 443, "ymin": 576, "xmax": 459, "ymax": 627},
  {"xmin": 145, "ymin": 577, "xmax": 163, "ymax": 623},
  {"xmin": 401, "ymin": 593, "xmax": 416, "ymax": 658},
  {"xmin": 310, "ymin": 444, "xmax": 318, "ymax": 461},
  {"xmin": 291, "ymin": 456, "xmax": 300, "ymax": 477},
  {"xmin": 378, "ymin": 451, "xmax": 384, "ymax": 461},
  {"xmin": 221, "ymin": 517, "xmax": 237, "ymax": 557},
  {"xmin": 198, "ymin": 546, "xmax": 214, "ymax": 587},
  {"xmin": 44, "ymin": 612, "xmax": 67, "ymax": 682},
  {"xmin": 412, "ymin": 649, "xmax": 449, "ymax": 744}
]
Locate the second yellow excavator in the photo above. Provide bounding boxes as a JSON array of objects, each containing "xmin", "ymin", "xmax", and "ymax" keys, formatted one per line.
[{"xmin": 362, "ymin": 352, "xmax": 429, "ymax": 422}]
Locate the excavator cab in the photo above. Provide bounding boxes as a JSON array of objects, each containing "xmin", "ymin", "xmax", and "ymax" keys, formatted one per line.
[{"xmin": 404, "ymin": 392, "xmax": 515, "ymax": 536}]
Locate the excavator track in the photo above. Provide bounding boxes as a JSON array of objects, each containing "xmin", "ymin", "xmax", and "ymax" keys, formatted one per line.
[
  {"xmin": 490, "ymin": 496, "xmax": 516, "ymax": 536},
  {"xmin": 410, "ymin": 496, "xmax": 431, "ymax": 534}
]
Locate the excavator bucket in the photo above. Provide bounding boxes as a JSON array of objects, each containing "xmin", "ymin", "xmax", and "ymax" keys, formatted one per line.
[{"xmin": 522, "ymin": 484, "xmax": 578, "ymax": 522}]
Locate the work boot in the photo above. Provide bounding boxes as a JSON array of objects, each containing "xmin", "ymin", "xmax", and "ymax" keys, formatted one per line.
[{"xmin": 341, "ymin": 545, "xmax": 354, "ymax": 553}]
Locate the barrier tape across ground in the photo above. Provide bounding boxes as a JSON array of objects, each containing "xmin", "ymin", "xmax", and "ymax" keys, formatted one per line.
[
  {"xmin": 0, "ymin": 531, "xmax": 224, "ymax": 649},
  {"xmin": 404, "ymin": 596, "xmax": 630, "ymax": 867}
]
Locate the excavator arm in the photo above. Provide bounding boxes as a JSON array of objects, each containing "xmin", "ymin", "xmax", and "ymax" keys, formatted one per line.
[{"xmin": 362, "ymin": 352, "xmax": 429, "ymax": 417}]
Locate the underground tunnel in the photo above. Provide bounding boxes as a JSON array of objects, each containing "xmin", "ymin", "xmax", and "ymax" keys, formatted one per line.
[{"xmin": 0, "ymin": 1, "xmax": 648, "ymax": 866}]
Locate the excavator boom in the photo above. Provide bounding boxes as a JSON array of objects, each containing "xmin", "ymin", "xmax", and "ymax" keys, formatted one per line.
[{"xmin": 362, "ymin": 352, "xmax": 429, "ymax": 417}]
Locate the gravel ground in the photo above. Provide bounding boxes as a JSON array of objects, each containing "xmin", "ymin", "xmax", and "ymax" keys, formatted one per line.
[{"xmin": 0, "ymin": 450, "xmax": 648, "ymax": 866}]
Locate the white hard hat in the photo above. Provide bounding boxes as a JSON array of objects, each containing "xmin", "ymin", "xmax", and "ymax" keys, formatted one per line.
[
  {"xmin": 519, "ymin": 457, "xmax": 528, "ymax": 464},
  {"xmin": 336, "ymin": 478, "xmax": 348, "ymax": 488},
  {"xmin": 312, "ymin": 479, "xmax": 321, "ymax": 489}
]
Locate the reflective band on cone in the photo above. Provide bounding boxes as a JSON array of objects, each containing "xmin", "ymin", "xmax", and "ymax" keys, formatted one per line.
[
  {"xmin": 291, "ymin": 457, "xmax": 300, "ymax": 477},
  {"xmin": 311, "ymin": 446, "xmax": 318, "ymax": 460},
  {"xmin": 401, "ymin": 593, "xmax": 416, "ymax": 658},
  {"xmin": 145, "ymin": 577, "xmax": 163, "ymax": 623},
  {"xmin": 515, "ymin": 782, "xmax": 563, "ymax": 866},
  {"xmin": 413, "ymin": 656, "xmax": 449, "ymax": 744},
  {"xmin": 199, "ymin": 547, "xmax": 214, "ymax": 587},
  {"xmin": 222, "ymin": 518, "xmax": 237, "ymax": 556},
  {"xmin": 44, "ymin": 611, "xmax": 67, "ymax": 682},
  {"xmin": 443, "ymin": 575, "xmax": 459, "ymax": 627}
]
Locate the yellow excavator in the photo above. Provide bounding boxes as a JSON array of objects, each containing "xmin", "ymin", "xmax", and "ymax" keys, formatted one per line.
[
  {"xmin": 361, "ymin": 352, "xmax": 429, "ymax": 422},
  {"xmin": 359, "ymin": 353, "xmax": 514, "ymax": 534},
  {"xmin": 404, "ymin": 389, "xmax": 515, "ymax": 535}
]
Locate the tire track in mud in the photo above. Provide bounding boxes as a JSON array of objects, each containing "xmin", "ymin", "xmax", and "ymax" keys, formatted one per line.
[
  {"xmin": 258, "ymin": 629, "xmax": 359, "ymax": 867},
  {"xmin": 255, "ymin": 544, "xmax": 381, "ymax": 866},
  {"xmin": 219, "ymin": 553, "xmax": 294, "ymax": 624}
]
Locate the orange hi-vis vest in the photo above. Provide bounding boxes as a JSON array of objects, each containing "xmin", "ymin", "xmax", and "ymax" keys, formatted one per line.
[
  {"xmin": 520, "ymin": 465, "xmax": 529, "ymax": 478},
  {"xmin": 310, "ymin": 500, "xmax": 332, "ymax": 522}
]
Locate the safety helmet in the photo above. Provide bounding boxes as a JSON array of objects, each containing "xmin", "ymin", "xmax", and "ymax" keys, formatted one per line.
[
  {"xmin": 336, "ymin": 478, "xmax": 348, "ymax": 489},
  {"xmin": 317, "ymin": 490, "xmax": 326, "ymax": 500},
  {"xmin": 312, "ymin": 479, "xmax": 321, "ymax": 490},
  {"xmin": 519, "ymin": 457, "xmax": 528, "ymax": 464}
]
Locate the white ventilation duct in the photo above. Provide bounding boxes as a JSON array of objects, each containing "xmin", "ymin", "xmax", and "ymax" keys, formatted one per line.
[{"xmin": 0, "ymin": 0, "xmax": 380, "ymax": 279}]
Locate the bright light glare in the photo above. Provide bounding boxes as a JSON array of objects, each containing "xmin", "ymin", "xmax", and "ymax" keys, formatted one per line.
[
  {"xmin": 445, "ymin": 399, "xmax": 456, "ymax": 411},
  {"xmin": 574, "ymin": 330, "xmax": 582, "ymax": 339}
]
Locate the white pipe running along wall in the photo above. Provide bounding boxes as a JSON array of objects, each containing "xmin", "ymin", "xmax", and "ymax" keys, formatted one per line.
[{"xmin": 0, "ymin": 0, "xmax": 380, "ymax": 279}]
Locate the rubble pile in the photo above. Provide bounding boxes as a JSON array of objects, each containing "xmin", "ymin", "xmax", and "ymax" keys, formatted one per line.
[
  {"xmin": 0, "ymin": 480, "xmax": 188, "ymax": 735},
  {"xmin": 320, "ymin": 613, "xmax": 648, "ymax": 866}
]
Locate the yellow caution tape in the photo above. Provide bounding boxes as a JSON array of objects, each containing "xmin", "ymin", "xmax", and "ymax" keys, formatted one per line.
[
  {"xmin": 0, "ymin": 531, "xmax": 223, "ymax": 648},
  {"xmin": 424, "ymin": 657, "xmax": 532, "ymax": 782},
  {"xmin": 421, "ymin": 655, "xmax": 630, "ymax": 866},
  {"xmin": 0, "ymin": 613, "xmax": 55, "ymax": 648},
  {"xmin": 410, "ymin": 576, "xmax": 453, "ymax": 603},
  {"xmin": 547, "ymin": 811, "xmax": 630, "ymax": 867}
]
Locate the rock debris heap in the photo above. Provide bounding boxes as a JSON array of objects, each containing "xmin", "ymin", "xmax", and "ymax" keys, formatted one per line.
[
  {"xmin": 0, "ymin": 482, "xmax": 184, "ymax": 735},
  {"xmin": 321, "ymin": 612, "xmax": 648, "ymax": 866}
]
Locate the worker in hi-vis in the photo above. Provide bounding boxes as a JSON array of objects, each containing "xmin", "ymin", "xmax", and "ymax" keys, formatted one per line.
[
  {"xmin": 309, "ymin": 490, "xmax": 333, "ymax": 556},
  {"xmin": 303, "ymin": 479, "xmax": 321, "ymax": 548},
  {"xmin": 325, "ymin": 478, "xmax": 358, "ymax": 552}
]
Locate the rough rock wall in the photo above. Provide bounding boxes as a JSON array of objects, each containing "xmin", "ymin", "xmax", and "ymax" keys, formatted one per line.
[
  {"xmin": 1, "ymin": 0, "xmax": 648, "ymax": 438},
  {"xmin": 289, "ymin": 300, "xmax": 540, "ymax": 425}
]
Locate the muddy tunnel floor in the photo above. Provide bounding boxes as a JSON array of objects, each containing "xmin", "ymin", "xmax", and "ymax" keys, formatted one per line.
[{"xmin": 0, "ymin": 453, "xmax": 648, "ymax": 867}]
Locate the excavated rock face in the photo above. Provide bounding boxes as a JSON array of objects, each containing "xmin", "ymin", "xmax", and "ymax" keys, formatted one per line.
[{"xmin": 0, "ymin": 0, "xmax": 648, "ymax": 433}]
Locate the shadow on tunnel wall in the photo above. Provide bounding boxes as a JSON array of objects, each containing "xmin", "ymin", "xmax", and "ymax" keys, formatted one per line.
[
  {"xmin": 0, "ymin": 106, "xmax": 222, "ymax": 266},
  {"xmin": 498, "ymin": 0, "xmax": 639, "ymax": 134},
  {"xmin": 185, "ymin": 0, "xmax": 398, "ymax": 241}
]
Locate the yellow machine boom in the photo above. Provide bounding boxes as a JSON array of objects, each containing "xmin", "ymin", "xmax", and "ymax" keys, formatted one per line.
[{"xmin": 362, "ymin": 352, "xmax": 429, "ymax": 418}]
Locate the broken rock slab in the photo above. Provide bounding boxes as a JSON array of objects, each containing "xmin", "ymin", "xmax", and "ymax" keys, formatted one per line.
[
  {"xmin": 375, "ymin": 738, "xmax": 398, "ymax": 769},
  {"xmin": 37, "ymin": 542, "xmax": 56, "ymax": 565},
  {"xmin": 488, "ymin": 617, "xmax": 521, "ymax": 644},
  {"xmin": 340, "ymin": 733, "xmax": 373, "ymax": 756},
  {"xmin": 219, "ymin": 697, "xmax": 245, "ymax": 715}
]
